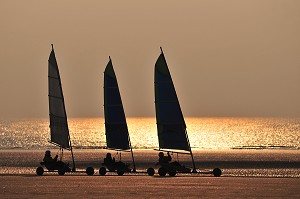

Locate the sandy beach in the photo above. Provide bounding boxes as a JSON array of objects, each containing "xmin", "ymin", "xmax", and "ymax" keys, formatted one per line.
[
  {"xmin": 1, "ymin": 175, "xmax": 300, "ymax": 198},
  {"xmin": 0, "ymin": 149, "xmax": 300, "ymax": 198}
]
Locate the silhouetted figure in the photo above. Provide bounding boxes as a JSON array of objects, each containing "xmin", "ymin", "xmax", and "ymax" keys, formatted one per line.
[
  {"xmin": 41, "ymin": 150, "xmax": 70, "ymax": 172},
  {"xmin": 158, "ymin": 152, "xmax": 172, "ymax": 165},
  {"xmin": 102, "ymin": 153, "xmax": 131, "ymax": 172},
  {"xmin": 157, "ymin": 152, "xmax": 191, "ymax": 173},
  {"xmin": 43, "ymin": 150, "xmax": 58, "ymax": 163},
  {"xmin": 103, "ymin": 153, "xmax": 115, "ymax": 165}
]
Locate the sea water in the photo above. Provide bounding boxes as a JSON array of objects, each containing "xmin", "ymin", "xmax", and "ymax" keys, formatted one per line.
[
  {"xmin": 0, "ymin": 117, "xmax": 300, "ymax": 150},
  {"xmin": 0, "ymin": 118, "xmax": 299, "ymax": 177}
]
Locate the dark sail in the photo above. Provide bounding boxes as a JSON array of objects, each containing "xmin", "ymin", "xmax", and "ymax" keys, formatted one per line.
[
  {"xmin": 154, "ymin": 50, "xmax": 190, "ymax": 151},
  {"xmin": 104, "ymin": 58, "xmax": 130, "ymax": 150},
  {"xmin": 48, "ymin": 47, "xmax": 70, "ymax": 149}
]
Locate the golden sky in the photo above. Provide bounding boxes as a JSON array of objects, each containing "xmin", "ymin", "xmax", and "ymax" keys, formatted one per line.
[{"xmin": 0, "ymin": 0, "xmax": 300, "ymax": 119}]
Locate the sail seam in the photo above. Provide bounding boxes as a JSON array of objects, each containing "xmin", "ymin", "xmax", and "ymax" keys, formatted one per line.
[
  {"xmin": 49, "ymin": 114, "xmax": 67, "ymax": 119},
  {"xmin": 48, "ymin": 76, "xmax": 60, "ymax": 80},
  {"xmin": 48, "ymin": 141, "xmax": 70, "ymax": 150},
  {"xmin": 48, "ymin": 95, "xmax": 63, "ymax": 99}
]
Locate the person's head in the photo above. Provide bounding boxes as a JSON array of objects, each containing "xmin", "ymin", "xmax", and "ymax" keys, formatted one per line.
[
  {"xmin": 106, "ymin": 153, "xmax": 111, "ymax": 158},
  {"xmin": 159, "ymin": 152, "xmax": 164, "ymax": 158},
  {"xmin": 45, "ymin": 150, "xmax": 51, "ymax": 156}
]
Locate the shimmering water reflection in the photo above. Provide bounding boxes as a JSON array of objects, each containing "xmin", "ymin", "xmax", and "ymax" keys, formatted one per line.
[{"xmin": 0, "ymin": 118, "xmax": 300, "ymax": 150}]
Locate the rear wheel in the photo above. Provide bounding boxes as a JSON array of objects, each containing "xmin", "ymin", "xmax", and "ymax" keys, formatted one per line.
[
  {"xmin": 168, "ymin": 168, "xmax": 177, "ymax": 177},
  {"xmin": 36, "ymin": 167, "xmax": 44, "ymax": 176},
  {"xmin": 117, "ymin": 170, "xmax": 124, "ymax": 176},
  {"xmin": 158, "ymin": 167, "xmax": 167, "ymax": 176},
  {"xmin": 86, "ymin": 167, "xmax": 94, "ymax": 176},
  {"xmin": 99, "ymin": 167, "xmax": 106, "ymax": 176},
  {"xmin": 147, "ymin": 168, "xmax": 155, "ymax": 176},
  {"xmin": 212, "ymin": 168, "xmax": 222, "ymax": 177},
  {"xmin": 58, "ymin": 169, "xmax": 65, "ymax": 176}
]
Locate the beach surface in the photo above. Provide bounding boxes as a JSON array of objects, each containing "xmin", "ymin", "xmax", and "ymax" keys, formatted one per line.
[
  {"xmin": 0, "ymin": 149, "xmax": 300, "ymax": 198},
  {"xmin": 1, "ymin": 175, "xmax": 300, "ymax": 198}
]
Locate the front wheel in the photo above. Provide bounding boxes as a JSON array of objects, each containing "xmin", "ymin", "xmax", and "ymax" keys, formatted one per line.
[
  {"xmin": 117, "ymin": 170, "xmax": 124, "ymax": 176},
  {"xmin": 86, "ymin": 167, "xmax": 94, "ymax": 176},
  {"xmin": 36, "ymin": 167, "xmax": 44, "ymax": 176},
  {"xmin": 212, "ymin": 168, "xmax": 222, "ymax": 177},
  {"xmin": 158, "ymin": 167, "xmax": 167, "ymax": 176},
  {"xmin": 147, "ymin": 168, "xmax": 155, "ymax": 176},
  {"xmin": 99, "ymin": 167, "xmax": 106, "ymax": 176},
  {"xmin": 168, "ymin": 168, "xmax": 177, "ymax": 177},
  {"xmin": 58, "ymin": 169, "xmax": 65, "ymax": 176}
]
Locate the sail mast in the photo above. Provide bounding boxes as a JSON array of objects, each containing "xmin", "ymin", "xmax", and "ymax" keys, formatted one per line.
[
  {"xmin": 185, "ymin": 129, "xmax": 196, "ymax": 173},
  {"xmin": 128, "ymin": 137, "xmax": 136, "ymax": 172},
  {"xmin": 69, "ymin": 134, "xmax": 76, "ymax": 171}
]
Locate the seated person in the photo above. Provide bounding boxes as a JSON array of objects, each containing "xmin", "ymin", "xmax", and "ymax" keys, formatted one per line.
[
  {"xmin": 103, "ymin": 153, "xmax": 130, "ymax": 172},
  {"xmin": 43, "ymin": 150, "xmax": 58, "ymax": 163},
  {"xmin": 157, "ymin": 152, "xmax": 190, "ymax": 172},
  {"xmin": 157, "ymin": 152, "xmax": 172, "ymax": 165},
  {"xmin": 42, "ymin": 150, "xmax": 60, "ymax": 170},
  {"xmin": 42, "ymin": 150, "xmax": 70, "ymax": 171},
  {"xmin": 103, "ymin": 153, "xmax": 115, "ymax": 166}
]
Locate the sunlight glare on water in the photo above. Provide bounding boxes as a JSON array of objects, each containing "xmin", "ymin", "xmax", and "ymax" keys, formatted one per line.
[
  {"xmin": 188, "ymin": 118, "xmax": 300, "ymax": 149},
  {"xmin": 0, "ymin": 118, "xmax": 300, "ymax": 150}
]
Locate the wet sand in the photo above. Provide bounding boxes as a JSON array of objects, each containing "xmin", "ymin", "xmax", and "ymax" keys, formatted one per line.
[
  {"xmin": 0, "ymin": 149, "xmax": 300, "ymax": 198},
  {"xmin": 1, "ymin": 175, "xmax": 300, "ymax": 198}
]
